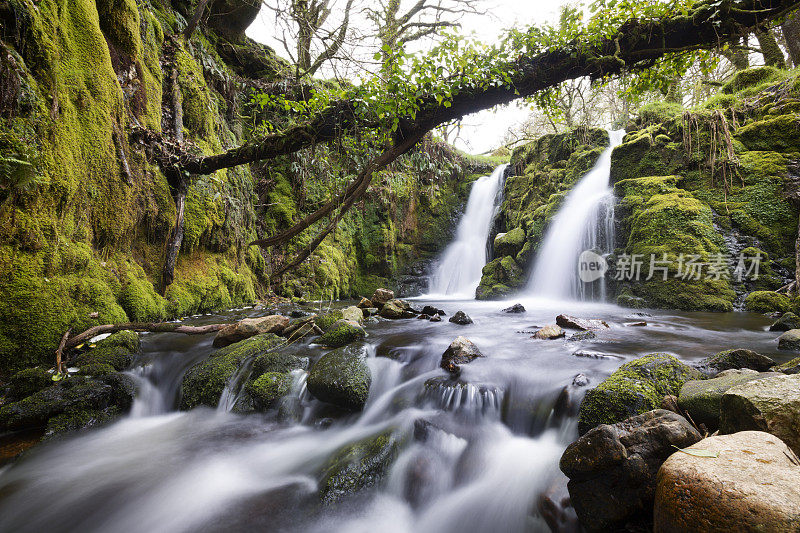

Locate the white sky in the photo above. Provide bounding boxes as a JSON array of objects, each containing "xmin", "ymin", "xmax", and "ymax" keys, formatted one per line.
[{"xmin": 247, "ymin": 0, "xmax": 571, "ymax": 154}]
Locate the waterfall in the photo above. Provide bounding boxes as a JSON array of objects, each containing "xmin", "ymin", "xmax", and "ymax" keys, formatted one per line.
[
  {"xmin": 427, "ymin": 164, "xmax": 507, "ymax": 297},
  {"xmin": 526, "ymin": 129, "xmax": 625, "ymax": 300}
]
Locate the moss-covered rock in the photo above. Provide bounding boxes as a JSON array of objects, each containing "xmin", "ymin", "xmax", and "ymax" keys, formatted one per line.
[
  {"xmin": 698, "ymin": 348, "xmax": 776, "ymax": 375},
  {"xmin": 307, "ymin": 344, "xmax": 371, "ymax": 410},
  {"xmin": 315, "ymin": 310, "xmax": 344, "ymax": 332},
  {"xmin": 744, "ymin": 291, "xmax": 792, "ymax": 313},
  {"xmin": 577, "ymin": 353, "xmax": 703, "ymax": 435},
  {"xmin": 493, "ymin": 227, "xmax": 526, "ymax": 257},
  {"xmin": 318, "ymin": 428, "xmax": 405, "ymax": 504},
  {"xmin": 246, "ymin": 372, "xmax": 291, "ymax": 411},
  {"xmin": 778, "ymin": 329, "xmax": 800, "ymax": 351},
  {"xmin": 721, "ymin": 66, "xmax": 784, "ymax": 95},
  {"xmin": 6, "ymin": 367, "xmax": 53, "ymax": 401},
  {"xmin": 770, "ymin": 312, "xmax": 800, "ymax": 332},
  {"xmin": 180, "ymin": 333, "xmax": 284, "ymax": 409},
  {"xmin": 315, "ymin": 319, "xmax": 366, "ymax": 348},
  {"xmin": 74, "ymin": 330, "xmax": 140, "ymax": 371},
  {"xmin": 475, "ymin": 256, "xmax": 524, "ymax": 300},
  {"xmin": 250, "ymin": 350, "xmax": 308, "ymax": 378},
  {"xmin": 0, "ymin": 373, "xmax": 135, "ymax": 435}
]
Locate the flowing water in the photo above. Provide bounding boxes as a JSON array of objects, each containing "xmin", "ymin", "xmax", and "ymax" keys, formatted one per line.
[
  {"xmin": 0, "ymin": 299, "xmax": 791, "ymax": 533},
  {"xmin": 427, "ymin": 164, "xmax": 507, "ymax": 298},
  {"xmin": 527, "ymin": 130, "xmax": 626, "ymax": 300}
]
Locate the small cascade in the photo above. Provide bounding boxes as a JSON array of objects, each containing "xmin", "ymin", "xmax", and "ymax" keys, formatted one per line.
[
  {"xmin": 427, "ymin": 164, "xmax": 507, "ymax": 297},
  {"xmin": 421, "ymin": 378, "xmax": 504, "ymax": 419},
  {"xmin": 527, "ymin": 129, "xmax": 625, "ymax": 300}
]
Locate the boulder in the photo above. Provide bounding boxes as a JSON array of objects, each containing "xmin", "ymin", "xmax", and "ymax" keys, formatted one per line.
[
  {"xmin": 281, "ymin": 316, "xmax": 316, "ymax": 342},
  {"xmin": 697, "ymin": 348, "xmax": 775, "ymax": 375},
  {"xmin": 180, "ymin": 333, "xmax": 284, "ymax": 409},
  {"xmin": 556, "ymin": 315, "xmax": 609, "ymax": 331},
  {"xmin": 318, "ymin": 428, "xmax": 405, "ymax": 504},
  {"xmin": 569, "ymin": 330, "xmax": 597, "ymax": 341},
  {"xmin": 315, "ymin": 310, "xmax": 344, "ymax": 331},
  {"xmin": 448, "ymin": 310, "xmax": 473, "ymax": 325},
  {"xmin": 654, "ymin": 431, "xmax": 800, "ymax": 533},
  {"xmin": 572, "ymin": 350, "xmax": 622, "ymax": 360},
  {"xmin": 340, "ymin": 305, "xmax": 364, "ymax": 324},
  {"xmin": 578, "ymin": 353, "xmax": 702, "ymax": 435},
  {"xmin": 678, "ymin": 369, "xmax": 779, "ymax": 429},
  {"xmin": 501, "ymin": 303, "xmax": 526, "ymax": 313},
  {"xmin": 371, "ymin": 288, "xmax": 395, "ymax": 307},
  {"xmin": 493, "ymin": 227, "xmax": 526, "ymax": 257},
  {"xmin": 6, "ymin": 367, "xmax": 55, "ymax": 402},
  {"xmin": 721, "ymin": 373, "xmax": 800, "ymax": 455},
  {"xmin": 533, "ymin": 325, "xmax": 565, "ymax": 340},
  {"xmin": 421, "ymin": 305, "xmax": 445, "ymax": 316},
  {"xmin": 357, "ymin": 297, "xmax": 373, "ymax": 309},
  {"xmin": 251, "ymin": 350, "xmax": 308, "ymax": 378},
  {"xmin": 770, "ymin": 312, "xmax": 800, "ymax": 332},
  {"xmin": 246, "ymin": 372, "xmax": 291, "ymax": 411},
  {"xmin": 430, "ymin": 315, "xmax": 442, "ymax": 322},
  {"xmin": 208, "ymin": 0, "xmax": 261, "ymax": 39},
  {"xmin": 773, "ymin": 356, "xmax": 800, "ymax": 374},
  {"xmin": 379, "ymin": 299, "xmax": 416, "ymax": 319},
  {"xmin": 315, "ymin": 319, "xmax": 366, "ymax": 348},
  {"xmin": 560, "ymin": 410, "xmax": 702, "ymax": 532},
  {"xmin": 0, "ymin": 374, "xmax": 136, "ymax": 436},
  {"xmin": 307, "ymin": 344, "xmax": 372, "ymax": 410},
  {"xmin": 440, "ymin": 336, "xmax": 483, "ymax": 374},
  {"xmin": 74, "ymin": 330, "xmax": 139, "ymax": 371},
  {"xmin": 363, "ymin": 307, "xmax": 379, "ymax": 317},
  {"xmin": 778, "ymin": 329, "xmax": 800, "ymax": 351},
  {"xmin": 212, "ymin": 315, "xmax": 290, "ymax": 348}
]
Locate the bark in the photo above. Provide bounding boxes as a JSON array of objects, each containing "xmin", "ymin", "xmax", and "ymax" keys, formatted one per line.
[
  {"xmin": 161, "ymin": 185, "xmax": 186, "ymax": 292},
  {"xmin": 795, "ymin": 211, "xmax": 800, "ymax": 293},
  {"xmin": 783, "ymin": 9, "xmax": 800, "ymax": 66},
  {"xmin": 171, "ymin": 0, "xmax": 800, "ymax": 177},
  {"xmin": 756, "ymin": 28, "xmax": 787, "ymax": 68},
  {"xmin": 184, "ymin": 0, "xmax": 214, "ymax": 39},
  {"xmin": 55, "ymin": 328, "xmax": 71, "ymax": 374},
  {"xmin": 63, "ymin": 323, "xmax": 227, "ymax": 353}
]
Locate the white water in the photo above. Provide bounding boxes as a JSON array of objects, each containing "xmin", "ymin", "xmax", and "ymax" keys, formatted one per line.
[
  {"xmin": 527, "ymin": 130, "xmax": 625, "ymax": 300},
  {"xmin": 427, "ymin": 164, "xmax": 507, "ymax": 298}
]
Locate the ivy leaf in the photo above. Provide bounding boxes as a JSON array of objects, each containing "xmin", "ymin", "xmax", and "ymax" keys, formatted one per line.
[{"xmin": 672, "ymin": 445, "xmax": 719, "ymax": 458}]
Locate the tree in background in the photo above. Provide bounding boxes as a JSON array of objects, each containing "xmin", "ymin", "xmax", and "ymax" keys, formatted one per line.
[{"xmin": 781, "ymin": 10, "xmax": 800, "ymax": 66}]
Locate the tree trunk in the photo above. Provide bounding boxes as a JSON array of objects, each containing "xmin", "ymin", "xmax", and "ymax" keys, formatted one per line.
[
  {"xmin": 184, "ymin": 0, "xmax": 213, "ymax": 39},
  {"xmin": 756, "ymin": 29, "xmax": 786, "ymax": 68},
  {"xmin": 63, "ymin": 323, "xmax": 228, "ymax": 353},
  {"xmin": 783, "ymin": 10, "xmax": 800, "ymax": 66},
  {"xmin": 162, "ymin": 184, "xmax": 186, "ymax": 293},
  {"xmin": 795, "ymin": 211, "xmax": 800, "ymax": 293}
]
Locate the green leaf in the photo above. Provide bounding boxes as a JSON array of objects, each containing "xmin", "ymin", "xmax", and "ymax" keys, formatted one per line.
[{"xmin": 672, "ymin": 445, "xmax": 718, "ymax": 458}]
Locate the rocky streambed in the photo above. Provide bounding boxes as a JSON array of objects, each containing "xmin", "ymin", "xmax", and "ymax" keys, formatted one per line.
[{"xmin": 1, "ymin": 292, "xmax": 799, "ymax": 532}]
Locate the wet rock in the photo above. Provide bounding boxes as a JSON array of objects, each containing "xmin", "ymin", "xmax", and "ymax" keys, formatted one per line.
[
  {"xmin": 678, "ymin": 369, "xmax": 778, "ymax": 429},
  {"xmin": 537, "ymin": 472, "xmax": 580, "ymax": 533},
  {"xmin": 560, "ymin": 410, "xmax": 701, "ymax": 532},
  {"xmin": 720, "ymin": 373, "xmax": 800, "ymax": 455},
  {"xmin": 181, "ymin": 333, "xmax": 284, "ymax": 410},
  {"xmin": 251, "ymin": 350, "xmax": 308, "ymax": 378},
  {"xmin": 315, "ymin": 310, "xmax": 344, "ymax": 331},
  {"xmin": 0, "ymin": 374, "xmax": 136, "ymax": 436},
  {"xmin": 213, "ymin": 315, "xmax": 291, "ymax": 348},
  {"xmin": 577, "ymin": 353, "xmax": 702, "ymax": 435},
  {"xmin": 371, "ymin": 288, "xmax": 395, "ymax": 307},
  {"xmin": 357, "ymin": 297, "xmax": 373, "ymax": 309},
  {"xmin": 379, "ymin": 299, "xmax": 416, "ymax": 319},
  {"xmin": 246, "ymin": 372, "xmax": 291, "ymax": 411},
  {"xmin": 281, "ymin": 316, "xmax": 316, "ymax": 342},
  {"xmin": 417, "ymin": 314, "xmax": 431, "ymax": 320},
  {"xmin": 315, "ymin": 319, "xmax": 366, "ymax": 348},
  {"xmin": 289, "ymin": 309, "xmax": 308, "ymax": 318},
  {"xmin": 6, "ymin": 367, "xmax": 54, "ymax": 402},
  {"xmin": 533, "ymin": 325, "xmax": 565, "ymax": 340},
  {"xmin": 773, "ymin": 356, "xmax": 800, "ymax": 374},
  {"xmin": 307, "ymin": 344, "xmax": 371, "ymax": 410},
  {"xmin": 340, "ymin": 306, "xmax": 364, "ymax": 324},
  {"xmin": 697, "ymin": 348, "xmax": 775, "ymax": 375},
  {"xmin": 769, "ymin": 311, "xmax": 800, "ymax": 332},
  {"xmin": 660, "ymin": 394, "xmax": 680, "ymax": 413},
  {"xmin": 448, "ymin": 310, "xmax": 473, "ymax": 325},
  {"xmin": 501, "ymin": 303, "xmax": 526, "ymax": 313},
  {"xmin": 572, "ymin": 374, "xmax": 590, "ymax": 387},
  {"xmin": 73, "ymin": 330, "xmax": 140, "ymax": 371},
  {"xmin": 430, "ymin": 315, "xmax": 442, "ymax": 322},
  {"xmin": 778, "ymin": 329, "xmax": 800, "ymax": 351},
  {"xmin": 624, "ymin": 321, "xmax": 647, "ymax": 327},
  {"xmin": 421, "ymin": 305, "xmax": 445, "ymax": 316},
  {"xmin": 571, "ymin": 350, "xmax": 622, "ymax": 360},
  {"xmin": 363, "ymin": 307, "xmax": 379, "ymax": 317},
  {"xmin": 568, "ymin": 330, "xmax": 597, "ymax": 342},
  {"xmin": 654, "ymin": 431, "xmax": 800, "ymax": 533},
  {"xmin": 318, "ymin": 428, "xmax": 405, "ymax": 504},
  {"xmin": 556, "ymin": 315, "xmax": 609, "ymax": 331},
  {"xmin": 493, "ymin": 227, "xmax": 526, "ymax": 257},
  {"xmin": 440, "ymin": 336, "xmax": 483, "ymax": 374}
]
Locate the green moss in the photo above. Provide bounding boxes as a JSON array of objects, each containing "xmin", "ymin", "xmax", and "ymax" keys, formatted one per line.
[
  {"xmin": 315, "ymin": 319, "xmax": 366, "ymax": 348},
  {"xmin": 743, "ymin": 290, "xmax": 791, "ymax": 313},
  {"xmin": 315, "ymin": 310, "xmax": 344, "ymax": 332},
  {"xmin": 307, "ymin": 344, "xmax": 371, "ymax": 410},
  {"xmin": 736, "ymin": 116, "xmax": 800, "ymax": 153},
  {"xmin": 246, "ymin": 371, "xmax": 291, "ymax": 410},
  {"xmin": 722, "ymin": 66, "xmax": 784, "ymax": 95},
  {"xmin": 7, "ymin": 367, "xmax": 52, "ymax": 401},
  {"xmin": 251, "ymin": 351, "xmax": 308, "ymax": 378},
  {"xmin": 577, "ymin": 353, "xmax": 702, "ymax": 434},
  {"xmin": 78, "ymin": 363, "xmax": 116, "ymax": 376},
  {"xmin": 95, "ymin": 0, "xmax": 142, "ymax": 57},
  {"xmin": 494, "ymin": 227, "xmax": 526, "ymax": 257},
  {"xmin": 476, "ymin": 256, "xmax": 524, "ymax": 300},
  {"xmin": 180, "ymin": 333, "xmax": 284, "ymax": 410},
  {"xmin": 638, "ymin": 101, "xmax": 683, "ymax": 124},
  {"xmin": 119, "ymin": 267, "xmax": 167, "ymax": 322}
]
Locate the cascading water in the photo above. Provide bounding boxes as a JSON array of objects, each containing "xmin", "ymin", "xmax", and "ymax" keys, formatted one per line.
[
  {"xmin": 527, "ymin": 129, "xmax": 626, "ymax": 300},
  {"xmin": 427, "ymin": 164, "xmax": 507, "ymax": 298}
]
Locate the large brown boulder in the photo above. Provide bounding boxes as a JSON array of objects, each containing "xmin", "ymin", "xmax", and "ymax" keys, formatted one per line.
[
  {"xmin": 213, "ymin": 315, "xmax": 290, "ymax": 348},
  {"xmin": 654, "ymin": 431, "xmax": 800, "ymax": 533},
  {"xmin": 440, "ymin": 336, "xmax": 483, "ymax": 374},
  {"xmin": 371, "ymin": 288, "xmax": 394, "ymax": 307},
  {"xmin": 556, "ymin": 315, "xmax": 609, "ymax": 331},
  {"xmin": 560, "ymin": 410, "xmax": 701, "ymax": 532},
  {"xmin": 379, "ymin": 299, "xmax": 415, "ymax": 319},
  {"xmin": 720, "ymin": 373, "xmax": 800, "ymax": 455}
]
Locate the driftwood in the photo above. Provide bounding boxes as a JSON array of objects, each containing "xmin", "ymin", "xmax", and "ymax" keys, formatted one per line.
[
  {"xmin": 63, "ymin": 322, "xmax": 227, "ymax": 353},
  {"xmin": 55, "ymin": 328, "xmax": 72, "ymax": 374}
]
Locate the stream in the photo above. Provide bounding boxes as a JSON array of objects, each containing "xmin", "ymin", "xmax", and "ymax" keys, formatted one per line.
[{"xmin": 0, "ymin": 299, "xmax": 790, "ymax": 533}]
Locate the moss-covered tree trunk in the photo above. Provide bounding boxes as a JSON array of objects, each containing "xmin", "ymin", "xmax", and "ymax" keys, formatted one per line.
[
  {"xmin": 783, "ymin": 10, "xmax": 800, "ymax": 67},
  {"xmin": 756, "ymin": 29, "xmax": 786, "ymax": 68}
]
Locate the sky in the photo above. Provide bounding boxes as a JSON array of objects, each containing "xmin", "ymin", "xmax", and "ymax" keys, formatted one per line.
[{"xmin": 247, "ymin": 0, "xmax": 571, "ymax": 154}]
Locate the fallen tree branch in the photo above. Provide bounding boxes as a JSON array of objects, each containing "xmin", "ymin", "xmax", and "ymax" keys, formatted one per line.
[
  {"xmin": 55, "ymin": 328, "xmax": 71, "ymax": 374},
  {"xmin": 63, "ymin": 322, "xmax": 227, "ymax": 353}
]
